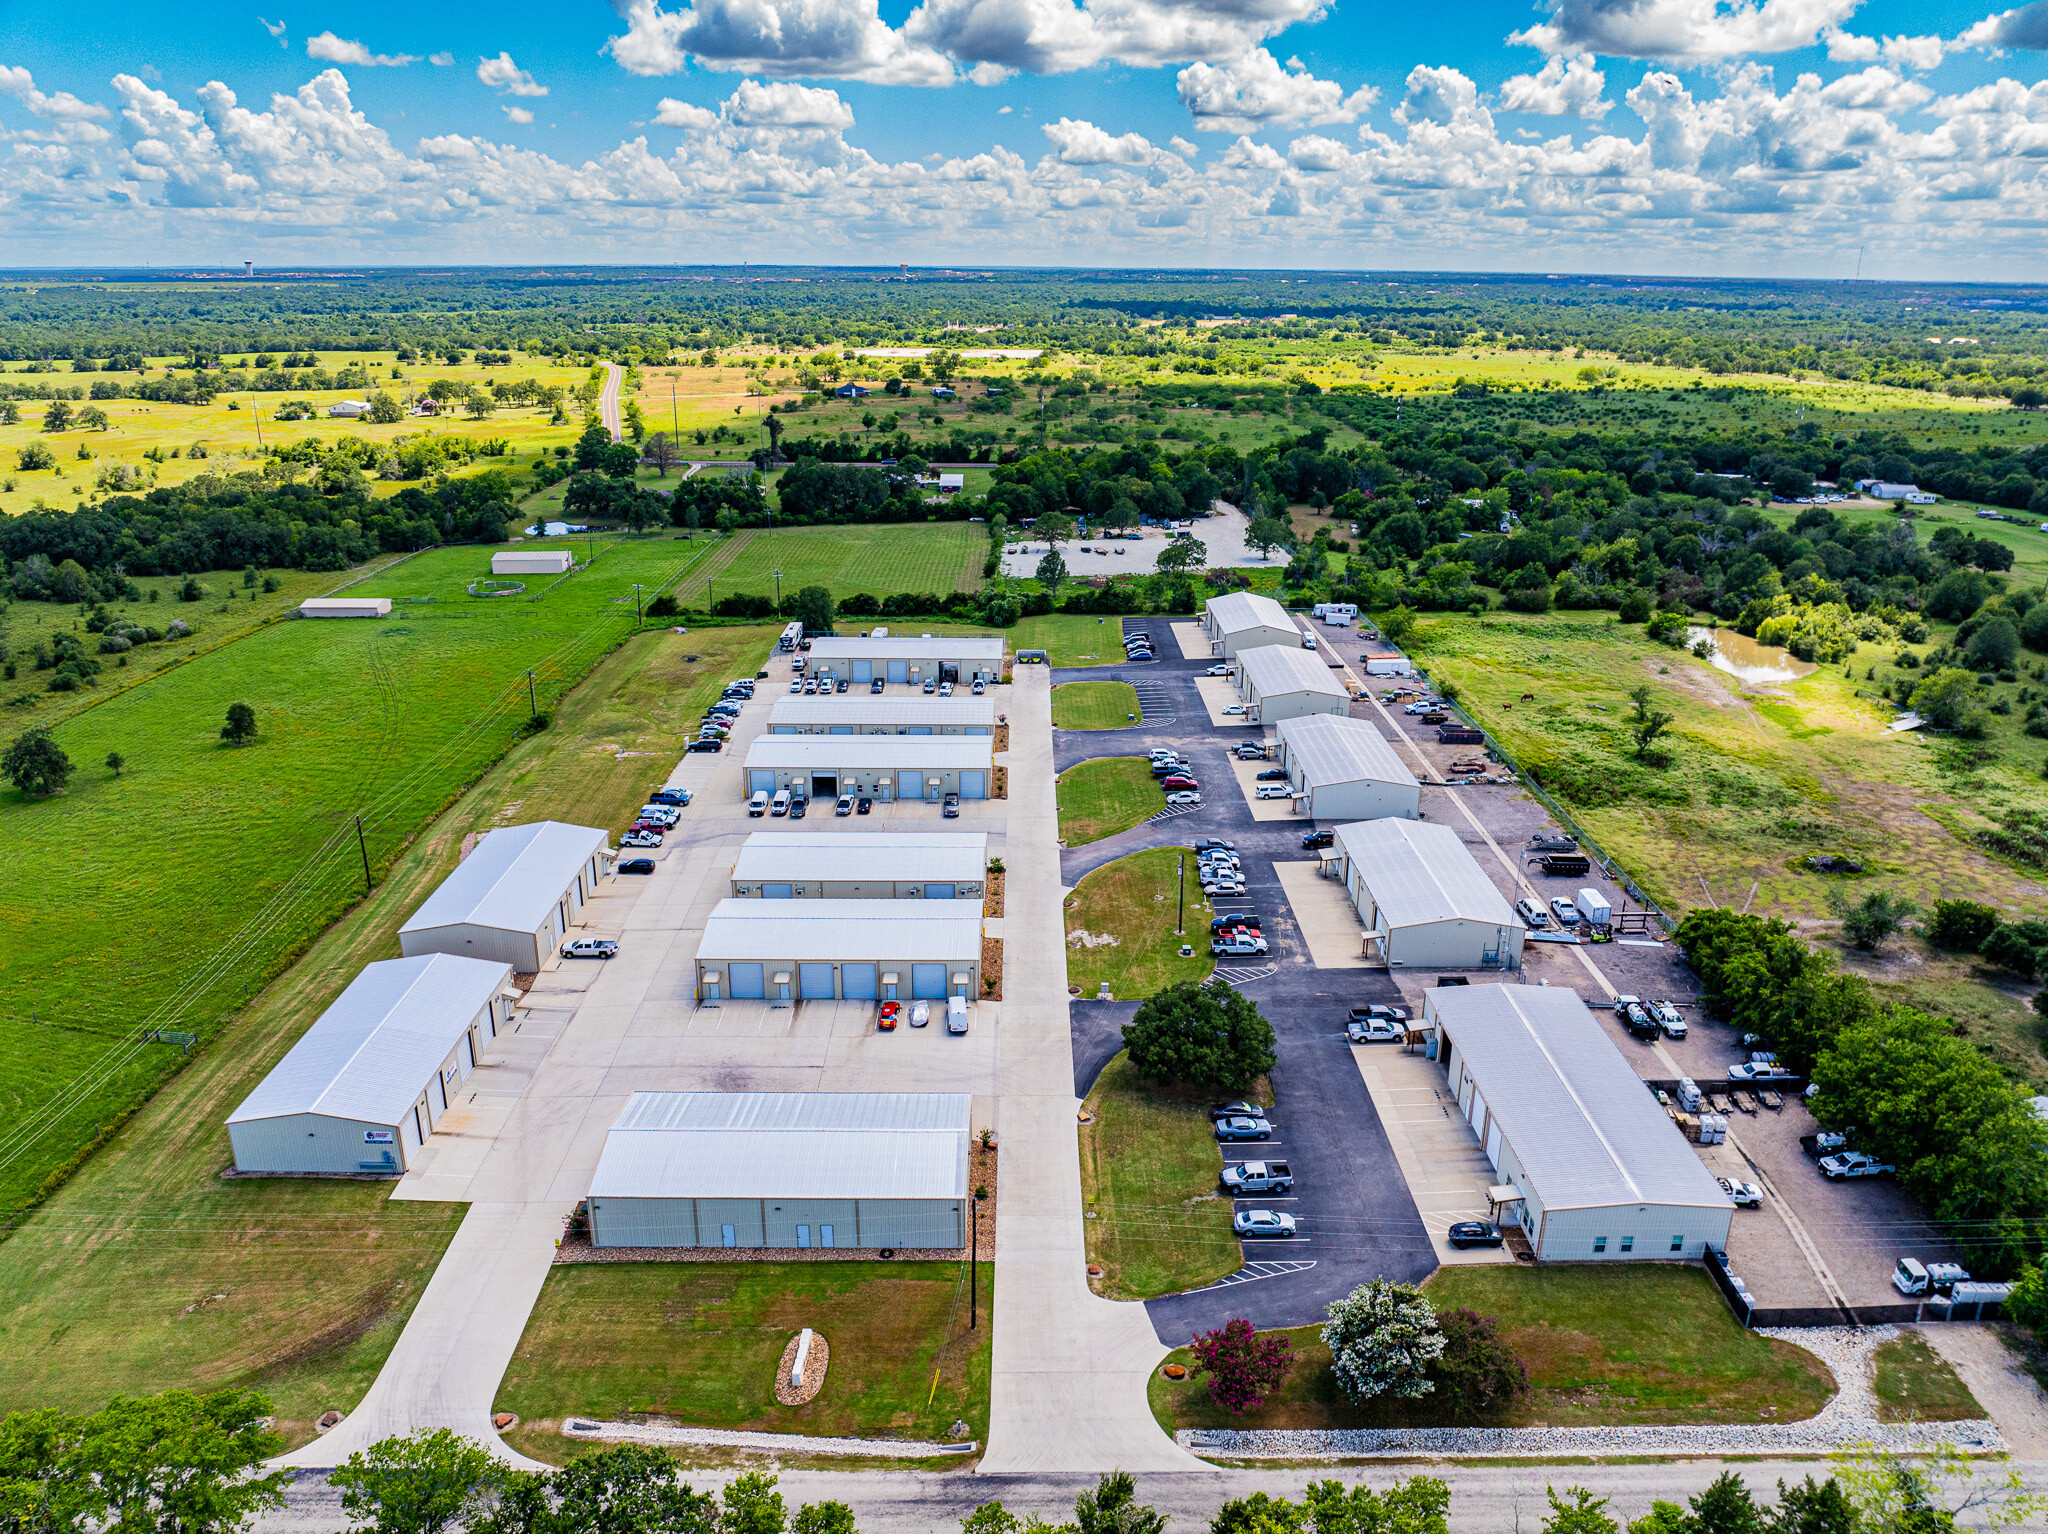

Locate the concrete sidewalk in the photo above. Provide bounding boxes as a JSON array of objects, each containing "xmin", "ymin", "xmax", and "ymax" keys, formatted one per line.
[{"xmin": 981, "ymin": 666, "xmax": 1208, "ymax": 1475}]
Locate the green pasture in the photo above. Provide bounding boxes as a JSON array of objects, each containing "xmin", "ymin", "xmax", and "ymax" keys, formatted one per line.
[
  {"xmin": 0, "ymin": 536, "xmax": 720, "ymax": 1217},
  {"xmin": 664, "ymin": 522, "xmax": 988, "ymax": 608}
]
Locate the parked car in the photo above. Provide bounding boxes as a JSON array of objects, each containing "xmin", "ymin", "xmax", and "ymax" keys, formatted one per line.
[
  {"xmin": 1212, "ymin": 931, "xmax": 1268, "ymax": 956},
  {"xmin": 922, "ymin": 679, "xmax": 937, "ymax": 693},
  {"xmin": 621, "ymin": 829, "xmax": 663, "ymax": 848},
  {"xmin": 637, "ymin": 805, "xmax": 680, "ymax": 825},
  {"xmin": 1169, "ymin": 791, "xmax": 1204, "ymax": 807},
  {"xmin": 617, "ymin": 858, "xmax": 656, "ymax": 875},
  {"xmin": 939, "ymin": 682, "xmax": 954, "ymax": 697},
  {"xmin": 877, "ymin": 1001, "xmax": 899, "ymax": 1031},
  {"xmin": 1652, "ymin": 999, "xmax": 1687, "ymax": 1038},
  {"xmin": 1301, "ymin": 829, "xmax": 1334, "ymax": 849},
  {"xmin": 1193, "ymin": 839, "xmax": 1235, "ymax": 852},
  {"xmin": 1215, "ymin": 1116, "xmax": 1274, "ymax": 1142},
  {"xmin": 1233, "ymin": 1209, "xmax": 1297, "ymax": 1239},
  {"xmin": 1205, "ymin": 664, "xmax": 1233, "ymax": 676},
  {"xmin": 649, "ymin": 788, "xmax": 691, "ymax": 806},
  {"xmin": 788, "ymin": 795, "xmax": 808, "ymax": 819},
  {"xmin": 1255, "ymin": 784, "xmax": 1291, "ymax": 800},
  {"xmin": 943, "ymin": 792, "xmax": 961, "ymax": 818},
  {"xmin": 1209, "ymin": 1102, "xmax": 1266, "ymax": 1122},
  {"xmin": 835, "ymin": 794, "xmax": 855, "ymax": 816},
  {"xmin": 1235, "ymin": 743, "xmax": 1267, "ymax": 759},
  {"xmin": 1728, "ymin": 1062, "xmax": 1794, "ymax": 1082},
  {"xmin": 870, "ymin": 678, "xmax": 885, "ymax": 693},
  {"xmin": 1820, "ymin": 1151, "xmax": 1895, "ymax": 1179},
  {"xmin": 771, "ymin": 790, "xmax": 791, "ymax": 816},
  {"xmin": 1210, "ymin": 914, "xmax": 1260, "ymax": 934},
  {"xmin": 1347, "ymin": 1014, "xmax": 1403, "ymax": 1043},
  {"xmin": 1515, "ymin": 898, "xmax": 1550, "ymax": 928},
  {"xmin": 909, "ymin": 1000, "xmax": 930, "ymax": 1028},
  {"xmin": 1892, "ymin": 1258, "xmax": 1972, "ymax": 1297},
  {"xmin": 1222, "ymin": 704, "xmax": 1246, "ymax": 715},
  {"xmin": 1447, "ymin": 1221, "xmax": 1503, "ymax": 1249},
  {"xmin": 1221, "ymin": 1160, "xmax": 1293, "ymax": 1194},
  {"xmin": 1550, "ymin": 896, "xmax": 1581, "ymax": 925},
  {"xmin": 1254, "ymin": 768, "xmax": 1289, "ymax": 782},
  {"xmin": 1162, "ymin": 774, "xmax": 1198, "ymax": 790},
  {"xmin": 1718, "ymin": 1177, "xmax": 1763, "ymax": 1208},
  {"xmin": 971, "ymin": 679, "xmax": 986, "ymax": 695},
  {"xmin": 687, "ymin": 740, "xmax": 722, "ymax": 754},
  {"xmin": 856, "ymin": 796, "xmax": 873, "ymax": 814},
  {"xmin": 562, "ymin": 938, "xmax": 618, "ymax": 960}
]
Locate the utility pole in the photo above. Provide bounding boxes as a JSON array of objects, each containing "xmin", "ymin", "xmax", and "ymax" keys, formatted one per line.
[
  {"xmin": 525, "ymin": 668, "xmax": 537, "ymax": 717},
  {"xmin": 773, "ymin": 568, "xmax": 783, "ymax": 613},
  {"xmin": 632, "ymin": 583, "xmax": 645, "ymax": 625},
  {"xmin": 353, "ymin": 815, "xmax": 371, "ymax": 895},
  {"xmin": 1175, "ymin": 855, "xmax": 1186, "ymax": 936},
  {"xmin": 670, "ymin": 375, "xmax": 679, "ymax": 444}
]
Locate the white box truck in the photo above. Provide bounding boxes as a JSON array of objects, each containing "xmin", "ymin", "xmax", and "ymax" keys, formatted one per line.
[{"xmin": 1576, "ymin": 887, "xmax": 1613, "ymax": 925}]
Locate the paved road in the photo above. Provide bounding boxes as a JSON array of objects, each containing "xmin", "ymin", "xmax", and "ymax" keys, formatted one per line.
[
  {"xmin": 1052, "ymin": 625, "xmax": 1433, "ymax": 1342},
  {"xmin": 599, "ymin": 360, "xmax": 623, "ymax": 442}
]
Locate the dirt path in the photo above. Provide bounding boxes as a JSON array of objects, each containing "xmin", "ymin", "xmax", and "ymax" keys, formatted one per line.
[{"xmin": 1920, "ymin": 1324, "xmax": 2048, "ymax": 1459}]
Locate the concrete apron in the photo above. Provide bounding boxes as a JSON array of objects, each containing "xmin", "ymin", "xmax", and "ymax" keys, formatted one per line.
[{"xmin": 981, "ymin": 666, "xmax": 1208, "ymax": 1474}]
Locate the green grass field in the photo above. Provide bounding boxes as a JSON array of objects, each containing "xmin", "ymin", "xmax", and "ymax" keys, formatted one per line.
[
  {"xmin": 1008, "ymin": 614, "xmax": 1145, "ymax": 666},
  {"xmin": 1065, "ymin": 848, "xmax": 1215, "ymax": 999},
  {"xmin": 0, "ymin": 620, "xmax": 775, "ymax": 1443},
  {"xmin": 664, "ymin": 523, "xmax": 986, "ymax": 609},
  {"xmin": 1051, "ymin": 681, "xmax": 1141, "ymax": 730},
  {"xmin": 1055, "ymin": 757, "xmax": 1164, "ymax": 846},
  {"xmin": 1081, "ymin": 1053, "xmax": 1240, "ymax": 1301},
  {"xmin": 0, "ymin": 537, "xmax": 729, "ymax": 1218},
  {"xmin": 496, "ymin": 1261, "xmax": 990, "ymax": 1460},
  {"xmin": 1151, "ymin": 1265, "xmax": 1836, "ymax": 1431},
  {"xmin": 1871, "ymin": 1332, "xmax": 1984, "ymax": 1422}
]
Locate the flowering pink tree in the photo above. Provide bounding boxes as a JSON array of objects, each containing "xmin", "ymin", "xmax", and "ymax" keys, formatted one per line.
[{"xmin": 1187, "ymin": 1318, "xmax": 1293, "ymax": 1415}]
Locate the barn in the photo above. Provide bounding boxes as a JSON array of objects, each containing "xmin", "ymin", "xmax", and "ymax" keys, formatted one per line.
[
  {"xmin": 492, "ymin": 550, "xmax": 574, "ymax": 576},
  {"xmin": 586, "ymin": 1091, "xmax": 971, "ymax": 1251},
  {"xmin": 399, "ymin": 821, "xmax": 612, "ymax": 974},
  {"xmin": 1333, "ymin": 818, "xmax": 1525, "ymax": 970},
  {"xmin": 299, "ymin": 597, "xmax": 392, "ymax": 618}
]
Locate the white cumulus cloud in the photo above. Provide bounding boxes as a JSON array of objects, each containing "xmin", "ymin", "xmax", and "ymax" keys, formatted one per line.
[
  {"xmin": 259, "ymin": 17, "xmax": 288, "ymax": 46},
  {"xmin": 1509, "ymin": 0, "xmax": 1860, "ymax": 64},
  {"xmin": 1175, "ymin": 49, "xmax": 1375, "ymax": 133},
  {"xmin": 1042, "ymin": 116, "xmax": 1158, "ymax": 164},
  {"xmin": 429, "ymin": 52, "xmax": 455, "ymax": 67},
  {"xmin": 605, "ymin": 0, "xmax": 955, "ymax": 85},
  {"xmin": 477, "ymin": 52, "xmax": 548, "ymax": 95},
  {"xmin": 1500, "ymin": 53, "xmax": 1611, "ymax": 117},
  {"xmin": 1962, "ymin": 1, "xmax": 2048, "ymax": 50},
  {"xmin": 306, "ymin": 32, "xmax": 421, "ymax": 67},
  {"xmin": 502, "ymin": 105, "xmax": 534, "ymax": 124},
  {"xmin": 1822, "ymin": 27, "xmax": 1951, "ymax": 69}
]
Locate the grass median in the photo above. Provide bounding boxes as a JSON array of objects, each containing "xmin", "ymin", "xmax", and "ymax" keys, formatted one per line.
[
  {"xmin": 1055, "ymin": 756, "xmax": 1164, "ymax": 846},
  {"xmin": 1150, "ymin": 1264, "xmax": 1837, "ymax": 1430},
  {"xmin": 1065, "ymin": 847, "xmax": 1215, "ymax": 999},
  {"xmin": 1081, "ymin": 1053, "xmax": 1241, "ymax": 1301},
  {"xmin": 1872, "ymin": 1331, "xmax": 1984, "ymax": 1422},
  {"xmin": 496, "ymin": 1260, "xmax": 990, "ymax": 1460},
  {"xmin": 1052, "ymin": 681, "xmax": 1143, "ymax": 730}
]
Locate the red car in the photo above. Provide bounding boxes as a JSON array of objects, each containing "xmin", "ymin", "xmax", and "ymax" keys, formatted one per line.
[
  {"xmin": 1162, "ymin": 774, "xmax": 1198, "ymax": 791},
  {"xmin": 878, "ymin": 1001, "xmax": 900, "ymax": 1031}
]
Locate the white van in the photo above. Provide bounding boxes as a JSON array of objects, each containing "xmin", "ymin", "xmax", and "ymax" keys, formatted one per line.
[
  {"xmin": 946, "ymin": 996, "xmax": 970, "ymax": 1034},
  {"xmin": 748, "ymin": 790, "xmax": 769, "ymax": 817},
  {"xmin": 771, "ymin": 789, "xmax": 792, "ymax": 817},
  {"xmin": 1301, "ymin": 631, "xmax": 1318, "ymax": 650}
]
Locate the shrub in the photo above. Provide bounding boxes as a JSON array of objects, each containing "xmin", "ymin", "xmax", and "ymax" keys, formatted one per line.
[
  {"xmin": 1429, "ymin": 1307, "xmax": 1529, "ymax": 1420},
  {"xmin": 1928, "ymin": 899, "xmax": 1999, "ymax": 951},
  {"xmin": 1121, "ymin": 980, "xmax": 1275, "ymax": 1094},
  {"xmin": 1187, "ymin": 1318, "xmax": 1293, "ymax": 1415},
  {"xmin": 1983, "ymin": 924, "xmax": 2047, "ymax": 979},
  {"xmin": 1321, "ymin": 1280, "xmax": 1444, "ymax": 1402}
]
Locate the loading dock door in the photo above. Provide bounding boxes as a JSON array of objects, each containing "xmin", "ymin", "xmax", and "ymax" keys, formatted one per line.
[
  {"xmin": 841, "ymin": 963, "xmax": 878, "ymax": 999},
  {"xmin": 763, "ymin": 883, "xmax": 794, "ymax": 899},
  {"xmin": 925, "ymin": 884, "xmax": 957, "ymax": 899},
  {"xmin": 887, "ymin": 660, "xmax": 909, "ymax": 683},
  {"xmin": 912, "ymin": 963, "xmax": 947, "ymax": 999},
  {"xmin": 852, "ymin": 661, "xmax": 872, "ymax": 683},
  {"xmin": 749, "ymin": 769, "xmax": 776, "ymax": 794},
  {"xmin": 729, "ymin": 963, "xmax": 766, "ymax": 999},
  {"xmin": 909, "ymin": 726, "xmax": 932, "ymax": 735},
  {"xmin": 1484, "ymin": 1119, "xmax": 1503, "ymax": 1171},
  {"xmin": 960, "ymin": 771, "xmax": 986, "ymax": 799},
  {"xmin": 829, "ymin": 726, "xmax": 853, "ymax": 735},
  {"xmin": 800, "ymin": 963, "xmax": 835, "ymax": 998},
  {"xmin": 812, "ymin": 774, "xmax": 838, "ymax": 798},
  {"xmin": 940, "ymin": 663, "xmax": 959, "ymax": 682}
]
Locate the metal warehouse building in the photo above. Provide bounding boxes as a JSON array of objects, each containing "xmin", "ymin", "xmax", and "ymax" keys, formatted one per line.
[
  {"xmin": 694, "ymin": 899, "xmax": 982, "ymax": 1002},
  {"xmin": 226, "ymin": 953, "xmax": 514, "ymax": 1175},
  {"xmin": 1334, "ymin": 818, "xmax": 1525, "ymax": 969},
  {"xmin": 1276, "ymin": 714, "xmax": 1420, "ymax": 821},
  {"xmin": 806, "ymin": 635, "xmax": 1005, "ymax": 685},
  {"xmin": 1204, "ymin": 591, "xmax": 1300, "ymax": 657},
  {"xmin": 1236, "ymin": 643, "xmax": 1350, "ymax": 724},
  {"xmin": 743, "ymin": 735, "xmax": 993, "ymax": 802},
  {"xmin": 587, "ymin": 1091, "xmax": 970, "ymax": 1251},
  {"xmin": 769, "ymin": 696, "xmax": 995, "ymax": 735},
  {"xmin": 399, "ymin": 821, "xmax": 611, "ymax": 973},
  {"xmin": 299, "ymin": 596, "xmax": 391, "ymax": 618},
  {"xmin": 1422, "ymin": 985, "xmax": 1733, "ymax": 1262},
  {"xmin": 491, "ymin": 549, "xmax": 573, "ymax": 576},
  {"xmin": 730, "ymin": 831, "xmax": 987, "ymax": 900}
]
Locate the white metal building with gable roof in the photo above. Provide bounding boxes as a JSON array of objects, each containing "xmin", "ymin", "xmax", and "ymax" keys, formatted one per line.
[
  {"xmin": 1235, "ymin": 643, "xmax": 1350, "ymax": 724},
  {"xmin": 1275, "ymin": 714, "xmax": 1420, "ymax": 821},
  {"xmin": 769, "ymin": 695, "xmax": 995, "ymax": 735},
  {"xmin": 694, "ymin": 898, "xmax": 982, "ymax": 1003},
  {"xmin": 806, "ymin": 634, "xmax": 1005, "ymax": 685},
  {"xmin": 226, "ymin": 953, "xmax": 514, "ymax": 1175},
  {"xmin": 399, "ymin": 821, "xmax": 610, "ymax": 974},
  {"xmin": 1334, "ymin": 818, "xmax": 1525, "ymax": 969},
  {"xmin": 743, "ymin": 734, "xmax": 993, "ymax": 802},
  {"xmin": 1204, "ymin": 591, "xmax": 1300, "ymax": 656},
  {"xmin": 587, "ymin": 1091, "xmax": 971, "ymax": 1250},
  {"xmin": 730, "ymin": 831, "xmax": 987, "ymax": 899},
  {"xmin": 1422, "ymin": 985, "xmax": 1733, "ymax": 1262}
]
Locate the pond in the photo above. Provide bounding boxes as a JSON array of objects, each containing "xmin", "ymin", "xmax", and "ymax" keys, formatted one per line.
[{"xmin": 1685, "ymin": 627, "xmax": 1817, "ymax": 684}]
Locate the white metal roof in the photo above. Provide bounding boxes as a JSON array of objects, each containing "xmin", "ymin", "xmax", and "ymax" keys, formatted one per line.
[
  {"xmin": 1335, "ymin": 818, "xmax": 1523, "ymax": 930},
  {"xmin": 1425, "ymin": 985, "xmax": 1731, "ymax": 1212},
  {"xmin": 808, "ymin": 636, "xmax": 1005, "ymax": 660},
  {"xmin": 1238, "ymin": 643, "xmax": 1347, "ymax": 701},
  {"xmin": 227, "ymin": 954, "xmax": 510, "ymax": 1127},
  {"xmin": 1206, "ymin": 590, "xmax": 1293, "ymax": 636},
  {"xmin": 400, "ymin": 821, "xmax": 609, "ymax": 937},
  {"xmin": 590, "ymin": 1091, "xmax": 970, "ymax": 1201},
  {"xmin": 744, "ymin": 736, "xmax": 993, "ymax": 770},
  {"xmin": 769, "ymin": 696, "xmax": 995, "ymax": 727},
  {"xmin": 698, "ymin": 898, "xmax": 983, "ymax": 962},
  {"xmin": 733, "ymin": 831, "xmax": 987, "ymax": 885},
  {"xmin": 1277, "ymin": 714, "xmax": 1418, "ymax": 790}
]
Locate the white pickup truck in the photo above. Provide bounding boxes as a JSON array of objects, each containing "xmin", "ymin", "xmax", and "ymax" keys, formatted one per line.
[{"xmin": 1220, "ymin": 1160, "xmax": 1293, "ymax": 1194}]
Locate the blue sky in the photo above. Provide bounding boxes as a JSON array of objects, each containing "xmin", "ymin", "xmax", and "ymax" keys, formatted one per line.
[{"xmin": 5, "ymin": 0, "xmax": 2048, "ymax": 273}]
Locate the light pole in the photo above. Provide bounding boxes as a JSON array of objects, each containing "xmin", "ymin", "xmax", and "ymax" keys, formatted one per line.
[
  {"xmin": 1175, "ymin": 855, "xmax": 1186, "ymax": 936},
  {"xmin": 971, "ymin": 1186, "xmax": 988, "ymax": 1329},
  {"xmin": 773, "ymin": 568, "xmax": 783, "ymax": 613}
]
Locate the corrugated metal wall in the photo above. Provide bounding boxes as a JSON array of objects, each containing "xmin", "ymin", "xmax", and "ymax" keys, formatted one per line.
[
  {"xmin": 400, "ymin": 921, "xmax": 545, "ymax": 974},
  {"xmin": 228, "ymin": 1114, "xmax": 401, "ymax": 1175},
  {"xmin": 590, "ymin": 1197, "xmax": 964, "ymax": 1249},
  {"xmin": 1535, "ymin": 1202, "xmax": 1731, "ymax": 1262}
]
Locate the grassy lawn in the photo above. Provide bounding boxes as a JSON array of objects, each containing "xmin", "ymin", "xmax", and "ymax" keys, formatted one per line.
[
  {"xmin": 1080, "ymin": 1053, "xmax": 1241, "ymax": 1301},
  {"xmin": 1052, "ymin": 681, "xmax": 1142, "ymax": 730},
  {"xmin": 1065, "ymin": 848, "xmax": 1216, "ymax": 1000},
  {"xmin": 1152, "ymin": 1265, "xmax": 1837, "ymax": 1431},
  {"xmin": 0, "ymin": 620, "xmax": 771, "ymax": 1445},
  {"xmin": 495, "ymin": 1261, "xmax": 990, "ymax": 1461},
  {"xmin": 663, "ymin": 523, "xmax": 986, "ymax": 608},
  {"xmin": 1008, "ymin": 614, "xmax": 1149, "ymax": 667},
  {"xmin": 1055, "ymin": 756, "xmax": 1164, "ymax": 846},
  {"xmin": 1872, "ymin": 1332, "xmax": 1985, "ymax": 1422},
  {"xmin": 0, "ymin": 544, "xmax": 747, "ymax": 1219}
]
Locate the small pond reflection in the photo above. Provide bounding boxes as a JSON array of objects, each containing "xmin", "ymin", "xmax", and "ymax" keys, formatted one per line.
[{"xmin": 1685, "ymin": 627, "xmax": 1817, "ymax": 684}]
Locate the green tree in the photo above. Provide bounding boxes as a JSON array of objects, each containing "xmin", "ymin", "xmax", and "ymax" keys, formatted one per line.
[
  {"xmin": 1378, "ymin": 605, "xmax": 1419, "ymax": 645},
  {"xmin": 18, "ymin": 441, "xmax": 55, "ymax": 471},
  {"xmin": 1967, "ymin": 618, "xmax": 2020, "ymax": 673},
  {"xmin": 330, "ymin": 1430, "xmax": 506, "ymax": 1534},
  {"xmin": 0, "ymin": 1406, "xmax": 95, "ymax": 1534},
  {"xmin": 1628, "ymin": 683, "xmax": 1676, "ymax": 758},
  {"xmin": 1684, "ymin": 1471, "xmax": 1766, "ymax": 1534},
  {"xmin": 792, "ymin": 1503, "xmax": 858, "ymax": 1534},
  {"xmin": 1073, "ymin": 1472, "xmax": 1164, "ymax": 1534},
  {"xmin": 1035, "ymin": 511, "xmax": 1075, "ymax": 548},
  {"xmin": 77, "ymin": 406, "xmax": 109, "ymax": 431},
  {"xmin": 1245, "ymin": 515, "xmax": 1292, "ymax": 560},
  {"xmin": 1909, "ymin": 668, "xmax": 1986, "ymax": 733},
  {"xmin": 1542, "ymin": 1488, "xmax": 1620, "ymax": 1534},
  {"xmin": 960, "ymin": 1503, "xmax": 1022, "ymax": 1534},
  {"xmin": 1767, "ymin": 1476, "xmax": 1858, "ymax": 1534},
  {"xmin": 720, "ymin": 1472, "xmax": 786, "ymax": 1534},
  {"xmin": 3, "ymin": 727, "xmax": 74, "ymax": 796},
  {"xmin": 1155, "ymin": 537, "xmax": 1207, "ymax": 575},
  {"xmin": 70, "ymin": 1390, "xmax": 287, "ymax": 1534},
  {"xmin": 1825, "ymin": 889, "xmax": 1917, "ymax": 952},
  {"xmin": 792, "ymin": 585, "xmax": 835, "ymax": 634},
  {"xmin": 367, "ymin": 391, "xmax": 403, "ymax": 424},
  {"xmin": 1429, "ymin": 1307, "xmax": 1528, "ymax": 1419},
  {"xmin": 1036, "ymin": 551, "xmax": 1068, "ymax": 598},
  {"xmin": 1121, "ymin": 980, "xmax": 1276, "ymax": 1094},
  {"xmin": 104, "ymin": 751, "xmax": 123, "ymax": 777},
  {"xmin": 1928, "ymin": 899, "xmax": 1999, "ymax": 951},
  {"xmin": 548, "ymin": 1443, "xmax": 713, "ymax": 1534},
  {"xmin": 1982, "ymin": 924, "xmax": 2045, "ymax": 978},
  {"xmin": 1304, "ymin": 1476, "xmax": 1450, "ymax": 1534},
  {"xmin": 43, "ymin": 401, "xmax": 73, "ymax": 431},
  {"xmin": 1212, "ymin": 1492, "xmax": 1307, "ymax": 1534},
  {"xmin": 1321, "ymin": 1281, "xmax": 1445, "ymax": 1403},
  {"xmin": 220, "ymin": 702, "xmax": 258, "ymax": 745}
]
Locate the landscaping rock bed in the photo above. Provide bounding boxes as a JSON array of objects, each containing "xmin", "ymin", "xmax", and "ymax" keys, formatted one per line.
[
  {"xmin": 775, "ymin": 1329, "xmax": 829, "ymax": 1406},
  {"xmin": 981, "ymin": 937, "xmax": 1004, "ymax": 999},
  {"xmin": 560, "ymin": 1419, "xmax": 974, "ymax": 1458},
  {"xmin": 983, "ymin": 868, "xmax": 1004, "ymax": 918}
]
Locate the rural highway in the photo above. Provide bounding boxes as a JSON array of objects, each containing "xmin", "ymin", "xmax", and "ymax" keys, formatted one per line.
[{"xmin": 598, "ymin": 359, "xmax": 623, "ymax": 442}]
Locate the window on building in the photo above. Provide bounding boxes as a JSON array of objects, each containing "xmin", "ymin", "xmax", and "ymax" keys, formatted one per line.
[
  {"xmin": 1621, "ymin": 1236, "xmax": 1634, "ymax": 1252},
  {"xmin": 1671, "ymin": 1234, "xmax": 1684, "ymax": 1251},
  {"xmin": 1593, "ymin": 1236, "xmax": 1607, "ymax": 1253}
]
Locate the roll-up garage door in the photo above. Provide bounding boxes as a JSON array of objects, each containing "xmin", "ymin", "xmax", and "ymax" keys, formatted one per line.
[
  {"xmin": 1467, "ymin": 1087, "xmax": 1487, "ymax": 1133},
  {"xmin": 909, "ymin": 726, "xmax": 932, "ymax": 735},
  {"xmin": 729, "ymin": 963, "xmax": 766, "ymax": 999},
  {"xmin": 887, "ymin": 660, "xmax": 909, "ymax": 683},
  {"xmin": 830, "ymin": 726, "xmax": 854, "ymax": 735},
  {"xmin": 750, "ymin": 769, "xmax": 776, "ymax": 794},
  {"xmin": 1484, "ymin": 1119, "xmax": 1503, "ymax": 1171},
  {"xmin": 912, "ymin": 963, "xmax": 947, "ymax": 999},
  {"xmin": 960, "ymin": 771, "xmax": 986, "ymax": 799},
  {"xmin": 840, "ymin": 963, "xmax": 878, "ymax": 999},
  {"xmin": 924, "ymin": 884, "xmax": 956, "ymax": 899},
  {"xmin": 852, "ymin": 660, "xmax": 872, "ymax": 682},
  {"xmin": 799, "ymin": 963, "xmax": 836, "ymax": 998},
  {"xmin": 763, "ymin": 883, "xmax": 793, "ymax": 899}
]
